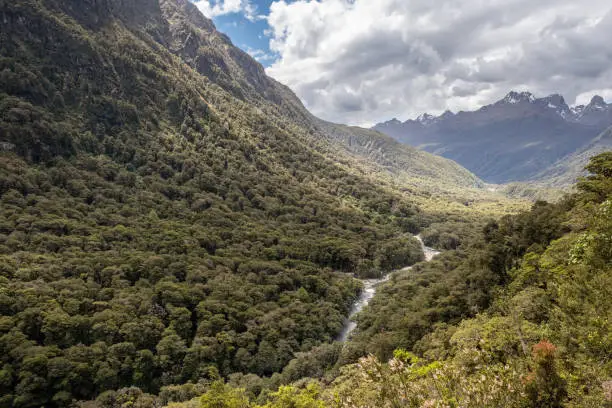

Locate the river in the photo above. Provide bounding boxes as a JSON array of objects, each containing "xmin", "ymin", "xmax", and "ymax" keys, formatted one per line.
[{"xmin": 337, "ymin": 235, "xmax": 440, "ymax": 342}]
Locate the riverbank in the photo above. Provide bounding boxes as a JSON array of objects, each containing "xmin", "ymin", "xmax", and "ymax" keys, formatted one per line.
[{"xmin": 338, "ymin": 235, "xmax": 441, "ymax": 341}]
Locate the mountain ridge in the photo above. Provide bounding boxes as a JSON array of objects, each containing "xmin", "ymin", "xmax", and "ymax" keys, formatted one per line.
[
  {"xmin": 533, "ymin": 125, "xmax": 612, "ymax": 186},
  {"xmin": 378, "ymin": 91, "xmax": 611, "ymax": 127},
  {"xmin": 157, "ymin": 0, "xmax": 483, "ymax": 191},
  {"xmin": 373, "ymin": 91, "xmax": 612, "ymax": 184}
]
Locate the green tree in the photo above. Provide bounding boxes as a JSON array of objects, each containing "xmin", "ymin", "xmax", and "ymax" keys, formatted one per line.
[
  {"xmin": 257, "ymin": 384, "xmax": 325, "ymax": 408},
  {"xmin": 199, "ymin": 381, "xmax": 250, "ymax": 408},
  {"xmin": 577, "ymin": 151, "xmax": 612, "ymax": 202}
]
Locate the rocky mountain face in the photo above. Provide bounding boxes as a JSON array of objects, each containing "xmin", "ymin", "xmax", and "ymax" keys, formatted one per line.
[
  {"xmin": 571, "ymin": 95, "xmax": 612, "ymax": 127},
  {"xmin": 41, "ymin": 0, "xmax": 169, "ymax": 36},
  {"xmin": 374, "ymin": 92, "xmax": 612, "ymax": 183},
  {"xmin": 159, "ymin": 0, "xmax": 298, "ymax": 108}
]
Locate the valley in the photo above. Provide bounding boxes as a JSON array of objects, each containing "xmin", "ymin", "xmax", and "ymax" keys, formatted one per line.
[
  {"xmin": 0, "ymin": 1, "xmax": 610, "ymax": 408},
  {"xmin": 337, "ymin": 235, "xmax": 441, "ymax": 342}
]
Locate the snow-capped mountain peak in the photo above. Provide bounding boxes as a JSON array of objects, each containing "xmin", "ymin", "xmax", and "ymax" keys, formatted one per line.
[
  {"xmin": 416, "ymin": 113, "xmax": 436, "ymax": 125},
  {"xmin": 539, "ymin": 94, "xmax": 571, "ymax": 118},
  {"xmin": 587, "ymin": 95, "xmax": 607, "ymax": 111},
  {"xmin": 380, "ymin": 92, "xmax": 610, "ymax": 131},
  {"xmin": 502, "ymin": 91, "xmax": 536, "ymax": 104}
]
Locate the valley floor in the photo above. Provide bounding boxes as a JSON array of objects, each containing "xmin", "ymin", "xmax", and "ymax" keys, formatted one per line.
[{"xmin": 164, "ymin": 153, "xmax": 612, "ymax": 408}]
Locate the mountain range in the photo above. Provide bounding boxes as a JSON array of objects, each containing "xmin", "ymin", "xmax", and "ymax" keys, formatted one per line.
[
  {"xmin": 374, "ymin": 91, "xmax": 612, "ymax": 184},
  {"xmin": 1, "ymin": 1, "xmax": 611, "ymax": 407}
]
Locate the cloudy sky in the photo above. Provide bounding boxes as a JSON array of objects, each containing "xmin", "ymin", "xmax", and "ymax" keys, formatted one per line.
[{"xmin": 193, "ymin": 0, "xmax": 612, "ymax": 126}]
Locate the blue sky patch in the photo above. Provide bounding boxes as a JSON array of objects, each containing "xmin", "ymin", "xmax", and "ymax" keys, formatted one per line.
[{"xmin": 193, "ymin": 0, "xmax": 279, "ymax": 67}]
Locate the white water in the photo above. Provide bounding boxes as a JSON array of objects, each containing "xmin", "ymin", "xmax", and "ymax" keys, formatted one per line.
[
  {"xmin": 337, "ymin": 235, "xmax": 440, "ymax": 342},
  {"xmin": 415, "ymin": 235, "xmax": 441, "ymax": 262}
]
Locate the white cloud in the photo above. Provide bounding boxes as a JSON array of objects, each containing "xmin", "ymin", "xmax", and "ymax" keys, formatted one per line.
[
  {"xmin": 264, "ymin": 0, "xmax": 612, "ymax": 125},
  {"xmin": 245, "ymin": 47, "xmax": 277, "ymax": 63},
  {"xmin": 194, "ymin": 0, "xmax": 260, "ymax": 21},
  {"xmin": 576, "ymin": 89, "xmax": 612, "ymax": 106}
]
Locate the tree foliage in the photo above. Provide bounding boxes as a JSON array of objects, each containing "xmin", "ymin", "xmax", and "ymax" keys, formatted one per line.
[
  {"xmin": 0, "ymin": 1, "xmax": 429, "ymax": 406},
  {"xmin": 170, "ymin": 152, "xmax": 611, "ymax": 408}
]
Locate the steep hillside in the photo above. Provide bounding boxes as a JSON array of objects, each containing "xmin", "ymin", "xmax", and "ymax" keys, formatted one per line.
[
  {"xmin": 374, "ymin": 92, "xmax": 611, "ymax": 183},
  {"xmin": 314, "ymin": 122, "xmax": 482, "ymax": 190},
  {"xmin": 534, "ymin": 126, "xmax": 612, "ymax": 187},
  {"xmin": 0, "ymin": 0, "xmax": 496, "ymax": 406},
  {"xmin": 157, "ymin": 0, "xmax": 481, "ymax": 192}
]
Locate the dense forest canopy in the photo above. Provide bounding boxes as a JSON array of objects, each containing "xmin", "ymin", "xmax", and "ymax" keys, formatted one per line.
[
  {"xmin": 165, "ymin": 154, "xmax": 611, "ymax": 408},
  {"xmin": 0, "ymin": 0, "xmax": 448, "ymax": 406},
  {"xmin": 1, "ymin": 0, "xmax": 609, "ymax": 407}
]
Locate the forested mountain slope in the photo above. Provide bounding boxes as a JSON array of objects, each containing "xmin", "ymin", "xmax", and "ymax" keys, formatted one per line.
[
  {"xmin": 158, "ymin": 0, "xmax": 481, "ymax": 193},
  {"xmin": 170, "ymin": 155, "xmax": 612, "ymax": 408},
  {"xmin": 0, "ymin": 0, "xmax": 493, "ymax": 407}
]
